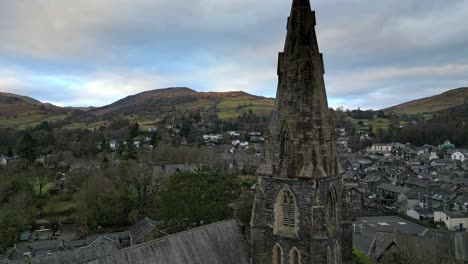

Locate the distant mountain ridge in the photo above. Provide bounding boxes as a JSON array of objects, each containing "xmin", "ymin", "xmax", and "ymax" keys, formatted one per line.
[
  {"xmin": 2, "ymin": 86, "xmax": 468, "ymax": 129},
  {"xmin": 384, "ymin": 87, "xmax": 468, "ymax": 115}
]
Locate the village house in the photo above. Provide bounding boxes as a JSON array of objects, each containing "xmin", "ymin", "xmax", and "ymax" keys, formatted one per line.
[
  {"xmin": 397, "ymin": 169, "xmax": 418, "ymax": 184},
  {"xmin": 434, "ymin": 211, "xmax": 468, "ymax": 231},
  {"xmin": 0, "ymin": 156, "xmax": 7, "ymax": 166},
  {"xmin": 342, "ymin": 170, "xmax": 361, "ymax": 184},
  {"xmin": 346, "ymin": 186, "xmax": 366, "ymax": 210},
  {"xmin": 362, "ymin": 173, "xmax": 391, "ymax": 194},
  {"xmin": 406, "ymin": 208, "xmax": 434, "ymax": 221},
  {"xmin": 248, "ymin": 131, "xmax": 262, "ymax": 136},
  {"xmin": 227, "ymin": 131, "xmax": 240, "ymax": 137},
  {"xmin": 411, "ymin": 164, "xmax": 432, "ymax": 174},
  {"xmin": 202, "ymin": 134, "xmax": 223, "ymax": 144},
  {"xmin": 376, "ymin": 183, "xmax": 411, "ymax": 203},
  {"xmin": 129, "ymin": 217, "xmax": 163, "ymax": 245},
  {"xmin": 435, "ymin": 170, "xmax": 462, "ymax": 182},
  {"xmin": 404, "ymin": 177, "xmax": 430, "ymax": 189},
  {"xmin": 249, "ymin": 136, "xmax": 265, "ymax": 142},
  {"xmin": 453, "ymin": 193, "xmax": 468, "ymax": 212},
  {"xmin": 392, "ymin": 145, "xmax": 409, "ymax": 160},
  {"xmin": 431, "ymin": 159, "xmax": 460, "ymax": 171},
  {"xmin": 358, "ymin": 158, "xmax": 374, "ymax": 170},
  {"xmin": 429, "ymin": 189, "xmax": 459, "ymax": 212},
  {"xmin": 151, "ymin": 163, "xmax": 198, "ymax": 187},
  {"xmin": 109, "ymin": 140, "xmax": 119, "ymax": 151},
  {"xmin": 398, "ymin": 189, "xmax": 426, "ymax": 210},
  {"xmin": 369, "ymin": 143, "xmax": 393, "ymax": 154},
  {"xmin": 450, "ymin": 149, "xmax": 468, "ymax": 162}
]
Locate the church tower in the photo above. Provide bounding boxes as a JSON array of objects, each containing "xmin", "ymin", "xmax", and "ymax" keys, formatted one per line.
[{"xmin": 251, "ymin": 0, "xmax": 353, "ymax": 263}]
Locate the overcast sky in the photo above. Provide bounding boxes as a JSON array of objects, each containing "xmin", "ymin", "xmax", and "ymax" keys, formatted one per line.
[{"xmin": 1, "ymin": 0, "xmax": 468, "ymax": 109}]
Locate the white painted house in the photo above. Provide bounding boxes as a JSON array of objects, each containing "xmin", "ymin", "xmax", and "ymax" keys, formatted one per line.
[
  {"xmin": 109, "ymin": 140, "xmax": 119, "ymax": 151},
  {"xmin": 450, "ymin": 150, "xmax": 468, "ymax": 162},
  {"xmin": 228, "ymin": 131, "xmax": 240, "ymax": 137},
  {"xmin": 434, "ymin": 211, "xmax": 468, "ymax": 231},
  {"xmin": 369, "ymin": 143, "xmax": 393, "ymax": 153},
  {"xmin": 0, "ymin": 156, "xmax": 7, "ymax": 166},
  {"xmin": 407, "ymin": 208, "xmax": 434, "ymax": 220}
]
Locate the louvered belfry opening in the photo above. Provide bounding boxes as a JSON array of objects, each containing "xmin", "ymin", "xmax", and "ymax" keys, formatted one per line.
[{"xmin": 281, "ymin": 190, "xmax": 296, "ymax": 228}]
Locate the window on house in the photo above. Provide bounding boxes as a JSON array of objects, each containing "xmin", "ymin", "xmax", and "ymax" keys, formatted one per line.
[
  {"xmin": 273, "ymin": 244, "xmax": 283, "ymax": 264},
  {"xmin": 289, "ymin": 248, "xmax": 300, "ymax": 264},
  {"xmin": 281, "ymin": 189, "xmax": 296, "ymax": 228}
]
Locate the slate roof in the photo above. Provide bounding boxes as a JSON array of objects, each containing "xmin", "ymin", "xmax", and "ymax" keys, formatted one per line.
[
  {"xmin": 347, "ymin": 186, "xmax": 365, "ymax": 193},
  {"xmin": 404, "ymin": 177, "xmax": 429, "ymax": 188},
  {"xmin": 353, "ymin": 216, "xmax": 427, "ymax": 236},
  {"xmin": 342, "ymin": 170, "xmax": 359, "ymax": 180},
  {"xmin": 373, "ymin": 232, "xmax": 447, "ymax": 262},
  {"xmin": 352, "ymin": 233, "xmax": 375, "ymax": 256},
  {"xmin": 404, "ymin": 189, "xmax": 421, "ymax": 199},
  {"xmin": 152, "ymin": 164, "xmax": 198, "ymax": 183},
  {"xmin": 445, "ymin": 211, "xmax": 468, "ymax": 219},
  {"xmin": 129, "ymin": 217, "xmax": 163, "ymax": 244},
  {"xmin": 376, "ymin": 183, "xmax": 411, "ymax": 194},
  {"xmin": 362, "ymin": 174, "xmax": 388, "ymax": 183},
  {"xmin": 30, "ymin": 243, "xmax": 118, "ymax": 264},
  {"xmin": 413, "ymin": 208, "xmax": 434, "ymax": 215},
  {"xmin": 88, "ymin": 220, "xmax": 249, "ymax": 264}
]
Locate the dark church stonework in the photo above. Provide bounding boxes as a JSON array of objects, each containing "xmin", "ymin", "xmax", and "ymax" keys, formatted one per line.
[{"xmin": 251, "ymin": 0, "xmax": 353, "ymax": 263}]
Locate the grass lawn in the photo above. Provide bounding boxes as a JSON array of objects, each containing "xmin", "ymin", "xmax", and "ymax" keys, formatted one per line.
[
  {"xmin": 0, "ymin": 111, "xmax": 69, "ymax": 129},
  {"xmin": 345, "ymin": 116, "xmax": 395, "ymax": 132},
  {"xmin": 63, "ymin": 121, "xmax": 108, "ymax": 130},
  {"xmin": 42, "ymin": 199, "xmax": 76, "ymax": 214},
  {"xmin": 33, "ymin": 181, "xmax": 55, "ymax": 196},
  {"xmin": 138, "ymin": 120, "xmax": 158, "ymax": 131},
  {"xmin": 216, "ymin": 98, "xmax": 274, "ymax": 119}
]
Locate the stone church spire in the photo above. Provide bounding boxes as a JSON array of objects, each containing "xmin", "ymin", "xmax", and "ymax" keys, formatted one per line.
[
  {"xmin": 257, "ymin": 0, "xmax": 339, "ymax": 179},
  {"xmin": 251, "ymin": 4, "xmax": 352, "ymax": 263}
]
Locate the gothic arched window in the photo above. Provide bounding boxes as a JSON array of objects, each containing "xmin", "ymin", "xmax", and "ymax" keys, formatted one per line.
[
  {"xmin": 273, "ymin": 243, "xmax": 283, "ymax": 264},
  {"xmin": 327, "ymin": 188, "xmax": 337, "ymax": 234},
  {"xmin": 289, "ymin": 248, "xmax": 300, "ymax": 264},
  {"xmin": 274, "ymin": 187, "xmax": 299, "ymax": 238}
]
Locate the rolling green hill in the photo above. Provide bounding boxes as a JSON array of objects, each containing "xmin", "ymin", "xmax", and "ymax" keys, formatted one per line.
[
  {"xmin": 384, "ymin": 87, "xmax": 468, "ymax": 115},
  {"xmin": 0, "ymin": 92, "xmax": 69, "ymax": 129},
  {"xmin": 0, "ymin": 88, "xmax": 275, "ymax": 129},
  {"xmin": 91, "ymin": 87, "xmax": 275, "ymax": 120},
  {"xmin": 5, "ymin": 86, "xmax": 467, "ymax": 130}
]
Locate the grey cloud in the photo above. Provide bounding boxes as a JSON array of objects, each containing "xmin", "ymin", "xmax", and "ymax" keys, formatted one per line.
[{"xmin": 0, "ymin": 0, "xmax": 467, "ymax": 108}]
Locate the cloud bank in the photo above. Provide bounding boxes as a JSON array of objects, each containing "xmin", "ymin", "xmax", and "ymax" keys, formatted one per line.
[{"xmin": 1, "ymin": 0, "xmax": 468, "ymax": 108}]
